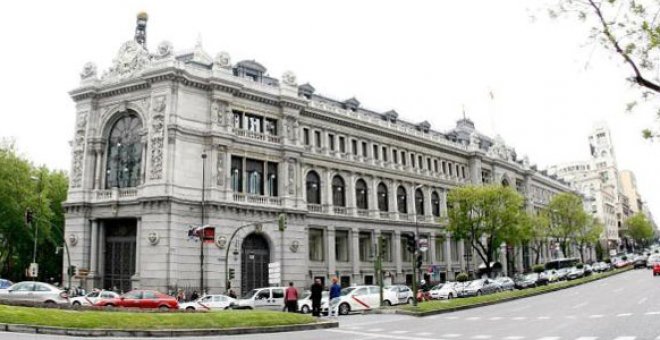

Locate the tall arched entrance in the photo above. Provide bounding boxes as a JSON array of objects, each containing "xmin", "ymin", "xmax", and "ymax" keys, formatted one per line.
[{"xmin": 241, "ymin": 233, "xmax": 270, "ymax": 293}]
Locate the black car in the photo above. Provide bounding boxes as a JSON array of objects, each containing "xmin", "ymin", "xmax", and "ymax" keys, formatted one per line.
[
  {"xmin": 514, "ymin": 273, "xmax": 548, "ymax": 289},
  {"xmin": 633, "ymin": 256, "xmax": 648, "ymax": 269}
]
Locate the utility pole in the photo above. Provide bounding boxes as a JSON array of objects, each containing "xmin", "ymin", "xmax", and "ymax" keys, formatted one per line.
[
  {"xmin": 376, "ymin": 235, "xmax": 384, "ymax": 307},
  {"xmin": 200, "ymin": 153, "xmax": 207, "ymax": 294}
]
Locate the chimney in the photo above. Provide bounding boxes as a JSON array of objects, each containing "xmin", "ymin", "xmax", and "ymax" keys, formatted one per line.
[{"xmin": 135, "ymin": 12, "xmax": 148, "ymax": 48}]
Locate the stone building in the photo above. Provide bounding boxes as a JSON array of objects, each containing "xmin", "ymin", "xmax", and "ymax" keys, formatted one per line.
[{"xmin": 63, "ymin": 14, "xmax": 574, "ymax": 294}]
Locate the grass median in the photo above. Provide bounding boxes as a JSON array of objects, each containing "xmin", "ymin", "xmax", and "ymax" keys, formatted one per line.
[
  {"xmin": 402, "ymin": 267, "xmax": 631, "ymax": 315},
  {"xmin": 0, "ymin": 306, "xmax": 317, "ymax": 330}
]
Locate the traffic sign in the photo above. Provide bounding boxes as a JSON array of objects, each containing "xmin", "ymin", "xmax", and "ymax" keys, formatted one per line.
[
  {"xmin": 28, "ymin": 263, "xmax": 38, "ymax": 278},
  {"xmin": 268, "ymin": 262, "xmax": 281, "ymax": 285}
]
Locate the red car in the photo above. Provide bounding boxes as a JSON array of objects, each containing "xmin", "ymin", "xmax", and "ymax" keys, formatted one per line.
[
  {"xmin": 94, "ymin": 290, "xmax": 178, "ymax": 311},
  {"xmin": 653, "ymin": 263, "xmax": 660, "ymax": 276}
]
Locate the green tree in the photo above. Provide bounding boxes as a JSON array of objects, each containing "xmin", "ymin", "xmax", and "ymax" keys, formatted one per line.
[
  {"xmin": 549, "ymin": 0, "xmax": 660, "ymax": 139},
  {"xmin": 575, "ymin": 217, "xmax": 604, "ymax": 263},
  {"xmin": 625, "ymin": 212, "xmax": 655, "ymax": 249},
  {"xmin": 0, "ymin": 141, "xmax": 68, "ymax": 282},
  {"xmin": 519, "ymin": 212, "xmax": 551, "ymax": 265},
  {"xmin": 545, "ymin": 193, "xmax": 589, "ymax": 258},
  {"xmin": 447, "ymin": 185, "xmax": 526, "ymax": 277}
]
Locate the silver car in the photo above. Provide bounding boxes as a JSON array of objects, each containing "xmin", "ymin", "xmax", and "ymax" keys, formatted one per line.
[{"xmin": 0, "ymin": 281, "xmax": 69, "ymax": 305}]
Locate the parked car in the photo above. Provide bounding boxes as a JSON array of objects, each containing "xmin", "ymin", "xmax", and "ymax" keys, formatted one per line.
[
  {"xmin": 556, "ymin": 267, "xmax": 571, "ymax": 280},
  {"xmin": 633, "ymin": 255, "xmax": 648, "ymax": 269},
  {"xmin": 70, "ymin": 289, "xmax": 119, "ymax": 307},
  {"xmin": 297, "ymin": 290, "xmax": 329, "ymax": 314},
  {"xmin": 231, "ymin": 286, "xmax": 286, "ymax": 311},
  {"xmin": 429, "ymin": 282, "xmax": 460, "ymax": 299},
  {"xmin": 494, "ymin": 277, "xmax": 515, "ymax": 291},
  {"xmin": 514, "ymin": 273, "xmax": 547, "ymax": 289},
  {"xmin": 583, "ymin": 264, "xmax": 593, "ymax": 276},
  {"xmin": 179, "ymin": 294, "xmax": 235, "ymax": 311},
  {"xmin": 0, "ymin": 279, "xmax": 13, "ymax": 289},
  {"xmin": 94, "ymin": 290, "xmax": 178, "ymax": 310},
  {"xmin": 0, "ymin": 281, "xmax": 69, "ymax": 305},
  {"xmin": 566, "ymin": 267, "xmax": 585, "ymax": 280},
  {"xmin": 459, "ymin": 279, "xmax": 501, "ymax": 297},
  {"xmin": 336, "ymin": 285, "xmax": 381, "ymax": 315},
  {"xmin": 653, "ymin": 263, "xmax": 660, "ymax": 276},
  {"xmin": 542, "ymin": 270, "xmax": 560, "ymax": 282},
  {"xmin": 383, "ymin": 285, "xmax": 414, "ymax": 306},
  {"xmin": 647, "ymin": 254, "xmax": 660, "ymax": 269}
]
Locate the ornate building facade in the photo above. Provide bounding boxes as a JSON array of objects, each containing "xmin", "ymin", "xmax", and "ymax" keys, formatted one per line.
[{"xmin": 63, "ymin": 15, "xmax": 574, "ymax": 294}]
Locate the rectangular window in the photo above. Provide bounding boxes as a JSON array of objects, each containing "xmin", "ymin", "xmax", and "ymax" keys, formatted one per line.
[
  {"xmin": 461, "ymin": 166, "xmax": 466, "ymax": 179},
  {"xmin": 419, "ymin": 155, "xmax": 424, "ymax": 169},
  {"xmin": 339, "ymin": 136, "xmax": 346, "ymax": 153},
  {"xmin": 267, "ymin": 162, "xmax": 278, "ymax": 196},
  {"xmin": 401, "ymin": 151, "xmax": 407, "ymax": 166},
  {"xmin": 451, "ymin": 238, "xmax": 459, "ymax": 262},
  {"xmin": 314, "ymin": 130, "xmax": 321, "ymax": 148},
  {"xmin": 373, "ymin": 145, "xmax": 379, "ymax": 160},
  {"xmin": 427, "ymin": 158, "xmax": 432, "ymax": 171},
  {"xmin": 309, "ymin": 228, "xmax": 324, "ymax": 262},
  {"xmin": 245, "ymin": 114, "xmax": 263, "ymax": 133},
  {"xmin": 359, "ymin": 232, "xmax": 372, "ymax": 262},
  {"xmin": 335, "ymin": 230, "xmax": 349, "ymax": 262},
  {"xmin": 410, "ymin": 153, "xmax": 416, "ymax": 168},
  {"xmin": 434, "ymin": 160, "xmax": 438, "ymax": 173},
  {"xmin": 362, "ymin": 142, "xmax": 368, "ymax": 157},
  {"xmin": 233, "ymin": 111, "xmax": 243, "ymax": 129},
  {"xmin": 246, "ymin": 159, "xmax": 264, "ymax": 195},
  {"xmin": 401, "ymin": 237, "xmax": 412, "ymax": 262},
  {"xmin": 303, "ymin": 128, "xmax": 310, "ymax": 145},
  {"xmin": 382, "ymin": 146, "xmax": 388, "ymax": 162},
  {"xmin": 393, "ymin": 149, "xmax": 398, "ymax": 163},
  {"xmin": 455, "ymin": 164, "xmax": 460, "ymax": 177},
  {"xmin": 441, "ymin": 161, "xmax": 447, "ymax": 174},
  {"xmin": 351, "ymin": 139, "xmax": 358, "ymax": 155},
  {"xmin": 448, "ymin": 162, "xmax": 453, "ymax": 176},
  {"xmin": 265, "ymin": 118, "xmax": 277, "ymax": 136},
  {"xmin": 435, "ymin": 237, "xmax": 444, "ymax": 262},
  {"xmin": 231, "ymin": 156, "xmax": 243, "ymax": 192},
  {"xmin": 381, "ymin": 233, "xmax": 393, "ymax": 262},
  {"xmin": 328, "ymin": 134, "xmax": 335, "ymax": 151}
]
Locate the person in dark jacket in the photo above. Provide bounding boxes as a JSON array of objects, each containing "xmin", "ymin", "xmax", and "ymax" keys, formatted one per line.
[{"xmin": 310, "ymin": 278, "xmax": 323, "ymax": 317}]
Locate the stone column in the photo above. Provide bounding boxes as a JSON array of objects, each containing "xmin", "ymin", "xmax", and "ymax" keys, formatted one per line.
[
  {"xmin": 323, "ymin": 169, "xmax": 332, "ymax": 212},
  {"xmin": 468, "ymin": 156, "xmax": 483, "ymax": 185},
  {"xmin": 346, "ymin": 172, "xmax": 356, "ymax": 215},
  {"xmin": 429, "ymin": 232, "xmax": 437, "ymax": 266},
  {"xmin": 459, "ymin": 240, "xmax": 466, "ymax": 273},
  {"xmin": 351, "ymin": 228, "xmax": 360, "ymax": 280},
  {"xmin": 89, "ymin": 220, "xmax": 99, "ymax": 275},
  {"xmin": 406, "ymin": 183, "xmax": 415, "ymax": 217},
  {"xmin": 423, "ymin": 187, "xmax": 433, "ymax": 220},
  {"xmin": 394, "ymin": 230, "xmax": 402, "ymax": 274},
  {"xmin": 500, "ymin": 243, "xmax": 508, "ymax": 276},
  {"xmin": 445, "ymin": 234, "xmax": 452, "ymax": 279},
  {"xmin": 367, "ymin": 176, "xmax": 377, "ymax": 217},
  {"xmin": 131, "ymin": 218, "xmax": 142, "ymax": 288},
  {"xmin": 322, "ymin": 129, "xmax": 329, "ymax": 156},
  {"xmin": 94, "ymin": 148, "xmax": 103, "ymax": 189},
  {"xmin": 327, "ymin": 226, "xmax": 336, "ymax": 277},
  {"xmin": 388, "ymin": 180, "xmax": 397, "ymax": 219}
]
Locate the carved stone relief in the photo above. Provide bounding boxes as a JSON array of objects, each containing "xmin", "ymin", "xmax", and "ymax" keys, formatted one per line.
[
  {"xmin": 80, "ymin": 62, "xmax": 97, "ymax": 80},
  {"xmin": 288, "ymin": 159, "xmax": 295, "ymax": 195},
  {"xmin": 102, "ymin": 40, "xmax": 151, "ymax": 81},
  {"xmin": 217, "ymin": 150, "xmax": 225, "ymax": 187},
  {"xmin": 70, "ymin": 111, "xmax": 88, "ymax": 188},
  {"xmin": 150, "ymin": 96, "xmax": 166, "ymax": 180},
  {"xmin": 211, "ymin": 100, "xmax": 229, "ymax": 126}
]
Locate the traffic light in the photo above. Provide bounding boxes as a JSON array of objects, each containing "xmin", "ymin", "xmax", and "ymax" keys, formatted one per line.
[
  {"xmin": 278, "ymin": 213, "xmax": 287, "ymax": 231},
  {"xmin": 25, "ymin": 209, "xmax": 33, "ymax": 225},
  {"xmin": 67, "ymin": 265, "xmax": 76, "ymax": 277},
  {"xmin": 406, "ymin": 234, "xmax": 417, "ymax": 253},
  {"xmin": 228, "ymin": 268, "xmax": 235, "ymax": 280},
  {"xmin": 416, "ymin": 254, "xmax": 423, "ymax": 270}
]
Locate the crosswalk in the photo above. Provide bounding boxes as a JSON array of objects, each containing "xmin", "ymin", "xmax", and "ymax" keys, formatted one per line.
[{"xmin": 328, "ymin": 328, "xmax": 660, "ymax": 340}]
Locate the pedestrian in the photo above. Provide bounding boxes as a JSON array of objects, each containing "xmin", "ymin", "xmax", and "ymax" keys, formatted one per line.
[
  {"xmin": 328, "ymin": 277, "xmax": 341, "ymax": 317},
  {"xmin": 228, "ymin": 289, "xmax": 237, "ymax": 299},
  {"xmin": 176, "ymin": 289, "xmax": 185, "ymax": 302},
  {"xmin": 310, "ymin": 278, "xmax": 323, "ymax": 317},
  {"xmin": 190, "ymin": 290, "xmax": 199, "ymax": 301},
  {"xmin": 284, "ymin": 282, "xmax": 299, "ymax": 313}
]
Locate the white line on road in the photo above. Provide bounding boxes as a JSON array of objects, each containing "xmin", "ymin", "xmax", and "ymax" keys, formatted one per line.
[
  {"xmin": 645, "ymin": 311, "xmax": 660, "ymax": 315},
  {"xmin": 471, "ymin": 336, "xmax": 492, "ymax": 339},
  {"xmin": 391, "ymin": 331, "xmax": 410, "ymax": 334},
  {"xmin": 535, "ymin": 337, "xmax": 560, "ymax": 340},
  {"xmin": 572, "ymin": 302, "xmax": 588, "ymax": 308},
  {"xmin": 466, "ymin": 316, "xmax": 481, "ymax": 321},
  {"xmin": 366, "ymin": 328, "xmax": 384, "ymax": 332},
  {"xmin": 512, "ymin": 316, "xmax": 527, "ymax": 320},
  {"xmin": 445, "ymin": 316, "xmax": 459, "ymax": 320},
  {"xmin": 617, "ymin": 313, "xmax": 633, "ymax": 317},
  {"xmin": 325, "ymin": 329, "xmax": 438, "ymax": 340},
  {"xmin": 503, "ymin": 337, "xmax": 524, "ymax": 340},
  {"xmin": 588, "ymin": 314, "xmax": 604, "ymax": 318},
  {"xmin": 638, "ymin": 297, "xmax": 648, "ymax": 304},
  {"xmin": 443, "ymin": 334, "xmax": 462, "ymax": 338},
  {"xmin": 575, "ymin": 337, "xmax": 597, "ymax": 340},
  {"xmin": 488, "ymin": 316, "xmax": 503, "ymax": 321},
  {"xmin": 612, "ymin": 337, "xmax": 636, "ymax": 340}
]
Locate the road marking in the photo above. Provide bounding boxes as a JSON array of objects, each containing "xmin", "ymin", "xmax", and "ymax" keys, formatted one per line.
[
  {"xmin": 645, "ymin": 311, "xmax": 660, "ymax": 315},
  {"xmin": 572, "ymin": 302, "xmax": 588, "ymax": 308},
  {"xmin": 367, "ymin": 328, "xmax": 384, "ymax": 332},
  {"xmin": 588, "ymin": 314, "xmax": 604, "ymax": 318},
  {"xmin": 535, "ymin": 337, "xmax": 560, "ymax": 340},
  {"xmin": 512, "ymin": 316, "xmax": 527, "ymax": 320},
  {"xmin": 612, "ymin": 337, "xmax": 636, "ymax": 340},
  {"xmin": 537, "ymin": 316, "xmax": 550, "ymax": 320},
  {"xmin": 488, "ymin": 316, "xmax": 502, "ymax": 321},
  {"xmin": 443, "ymin": 334, "xmax": 462, "ymax": 338},
  {"xmin": 391, "ymin": 331, "xmax": 410, "ymax": 334},
  {"xmin": 503, "ymin": 337, "xmax": 524, "ymax": 340},
  {"xmin": 466, "ymin": 316, "xmax": 481, "ymax": 321},
  {"xmin": 471, "ymin": 336, "xmax": 492, "ymax": 339},
  {"xmin": 325, "ymin": 329, "xmax": 439, "ymax": 340},
  {"xmin": 638, "ymin": 297, "xmax": 648, "ymax": 304},
  {"xmin": 575, "ymin": 337, "xmax": 597, "ymax": 340},
  {"xmin": 617, "ymin": 313, "xmax": 633, "ymax": 317}
]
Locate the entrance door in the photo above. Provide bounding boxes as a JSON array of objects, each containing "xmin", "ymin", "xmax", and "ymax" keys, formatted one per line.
[
  {"xmin": 103, "ymin": 219, "xmax": 137, "ymax": 293},
  {"xmin": 241, "ymin": 233, "xmax": 270, "ymax": 293}
]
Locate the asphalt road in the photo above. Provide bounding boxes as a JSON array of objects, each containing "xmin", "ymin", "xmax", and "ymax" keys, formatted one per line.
[{"xmin": 1, "ymin": 269, "xmax": 658, "ymax": 340}]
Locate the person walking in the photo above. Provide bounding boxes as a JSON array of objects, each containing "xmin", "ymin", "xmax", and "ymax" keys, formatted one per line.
[
  {"xmin": 228, "ymin": 289, "xmax": 237, "ymax": 299},
  {"xmin": 310, "ymin": 278, "xmax": 323, "ymax": 317},
  {"xmin": 328, "ymin": 277, "xmax": 341, "ymax": 317},
  {"xmin": 190, "ymin": 290, "xmax": 199, "ymax": 302},
  {"xmin": 284, "ymin": 282, "xmax": 299, "ymax": 313}
]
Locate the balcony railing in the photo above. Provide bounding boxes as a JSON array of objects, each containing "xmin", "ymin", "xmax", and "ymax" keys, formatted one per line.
[
  {"xmin": 357, "ymin": 209, "xmax": 369, "ymax": 217},
  {"xmin": 307, "ymin": 203, "xmax": 323, "ymax": 213},
  {"xmin": 333, "ymin": 206, "xmax": 348, "ymax": 215},
  {"xmin": 94, "ymin": 187, "xmax": 140, "ymax": 201},
  {"xmin": 379, "ymin": 211, "xmax": 391, "ymax": 219},
  {"xmin": 234, "ymin": 129, "xmax": 281, "ymax": 144},
  {"xmin": 232, "ymin": 193, "xmax": 282, "ymax": 206}
]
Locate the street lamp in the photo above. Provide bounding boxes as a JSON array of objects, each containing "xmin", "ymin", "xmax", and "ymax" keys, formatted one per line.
[
  {"xmin": 411, "ymin": 184, "xmax": 423, "ymax": 307},
  {"xmin": 200, "ymin": 153, "xmax": 207, "ymax": 294},
  {"xmin": 29, "ymin": 174, "xmax": 43, "ymax": 278}
]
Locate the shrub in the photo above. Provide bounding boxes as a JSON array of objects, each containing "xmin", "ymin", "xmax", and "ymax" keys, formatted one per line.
[
  {"xmin": 455, "ymin": 272, "xmax": 469, "ymax": 282},
  {"xmin": 576, "ymin": 263, "xmax": 584, "ymax": 269},
  {"xmin": 532, "ymin": 264, "xmax": 545, "ymax": 273}
]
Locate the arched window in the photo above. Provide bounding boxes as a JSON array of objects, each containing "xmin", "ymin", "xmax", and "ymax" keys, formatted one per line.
[
  {"xmin": 306, "ymin": 171, "xmax": 321, "ymax": 204},
  {"xmin": 332, "ymin": 175, "xmax": 346, "ymax": 207},
  {"xmin": 397, "ymin": 186, "xmax": 407, "ymax": 214},
  {"xmin": 377, "ymin": 183, "xmax": 388, "ymax": 212},
  {"xmin": 355, "ymin": 179, "xmax": 368, "ymax": 210},
  {"xmin": 415, "ymin": 188, "xmax": 424, "ymax": 215},
  {"xmin": 432, "ymin": 191, "xmax": 441, "ymax": 217},
  {"xmin": 106, "ymin": 114, "xmax": 143, "ymax": 189}
]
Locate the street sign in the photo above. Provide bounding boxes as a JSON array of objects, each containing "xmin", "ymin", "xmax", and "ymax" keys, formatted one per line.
[
  {"xmin": 418, "ymin": 238, "xmax": 429, "ymax": 252},
  {"xmin": 28, "ymin": 263, "xmax": 38, "ymax": 278},
  {"xmin": 268, "ymin": 262, "xmax": 281, "ymax": 285}
]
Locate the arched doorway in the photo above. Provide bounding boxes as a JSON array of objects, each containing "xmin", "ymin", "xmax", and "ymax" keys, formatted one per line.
[{"xmin": 241, "ymin": 233, "xmax": 270, "ymax": 293}]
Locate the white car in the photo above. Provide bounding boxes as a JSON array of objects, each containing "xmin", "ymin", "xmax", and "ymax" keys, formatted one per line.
[
  {"xmin": 429, "ymin": 282, "xmax": 459, "ymax": 299},
  {"xmin": 70, "ymin": 290, "xmax": 119, "ymax": 307},
  {"xmin": 297, "ymin": 291, "xmax": 329, "ymax": 314},
  {"xmin": 232, "ymin": 286, "xmax": 286, "ymax": 310},
  {"xmin": 383, "ymin": 285, "xmax": 414, "ymax": 306},
  {"xmin": 336, "ymin": 285, "xmax": 381, "ymax": 315},
  {"xmin": 542, "ymin": 270, "xmax": 560, "ymax": 282},
  {"xmin": 179, "ymin": 294, "xmax": 235, "ymax": 311},
  {"xmin": 0, "ymin": 281, "xmax": 69, "ymax": 305}
]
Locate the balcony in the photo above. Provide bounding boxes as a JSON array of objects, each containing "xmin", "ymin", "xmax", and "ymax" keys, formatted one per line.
[
  {"xmin": 357, "ymin": 209, "xmax": 369, "ymax": 217},
  {"xmin": 232, "ymin": 193, "xmax": 282, "ymax": 206},
  {"xmin": 379, "ymin": 211, "xmax": 392, "ymax": 219},
  {"xmin": 333, "ymin": 206, "xmax": 348, "ymax": 215},
  {"xmin": 94, "ymin": 187, "xmax": 139, "ymax": 202},
  {"xmin": 234, "ymin": 129, "xmax": 281, "ymax": 144},
  {"xmin": 307, "ymin": 203, "xmax": 323, "ymax": 213}
]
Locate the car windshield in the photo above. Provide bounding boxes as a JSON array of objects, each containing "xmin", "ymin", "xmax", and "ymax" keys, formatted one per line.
[
  {"xmin": 340, "ymin": 287, "xmax": 356, "ymax": 296},
  {"xmin": 241, "ymin": 289, "xmax": 258, "ymax": 299}
]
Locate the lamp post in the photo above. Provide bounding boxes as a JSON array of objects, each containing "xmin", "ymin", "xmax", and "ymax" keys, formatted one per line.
[
  {"xmin": 200, "ymin": 153, "xmax": 207, "ymax": 294},
  {"xmin": 30, "ymin": 174, "xmax": 44, "ymax": 278},
  {"xmin": 411, "ymin": 184, "xmax": 423, "ymax": 307}
]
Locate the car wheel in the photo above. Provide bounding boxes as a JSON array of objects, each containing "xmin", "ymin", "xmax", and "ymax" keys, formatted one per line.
[
  {"xmin": 339, "ymin": 303, "xmax": 350, "ymax": 315},
  {"xmin": 383, "ymin": 300, "xmax": 392, "ymax": 307},
  {"xmin": 186, "ymin": 306, "xmax": 195, "ymax": 312},
  {"xmin": 44, "ymin": 300, "xmax": 56, "ymax": 307},
  {"xmin": 301, "ymin": 305, "xmax": 310, "ymax": 314},
  {"xmin": 72, "ymin": 301, "xmax": 82, "ymax": 308},
  {"xmin": 159, "ymin": 305, "xmax": 170, "ymax": 312},
  {"xmin": 476, "ymin": 290, "xmax": 482, "ymax": 296},
  {"xmin": 105, "ymin": 304, "xmax": 116, "ymax": 310},
  {"xmin": 407, "ymin": 297, "xmax": 414, "ymax": 304}
]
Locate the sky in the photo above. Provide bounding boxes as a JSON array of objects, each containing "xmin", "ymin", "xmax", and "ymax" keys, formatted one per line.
[{"xmin": 0, "ymin": 0, "xmax": 658, "ymax": 219}]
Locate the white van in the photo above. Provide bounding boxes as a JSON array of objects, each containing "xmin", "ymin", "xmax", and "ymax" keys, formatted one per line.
[{"xmin": 231, "ymin": 287, "xmax": 286, "ymax": 311}]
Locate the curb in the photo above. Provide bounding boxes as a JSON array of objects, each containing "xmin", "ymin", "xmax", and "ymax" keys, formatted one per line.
[
  {"xmin": 0, "ymin": 320, "xmax": 338, "ymax": 337},
  {"xmin": 393, "ymin": 268, "xmax": 632, "ymax": 317}
]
